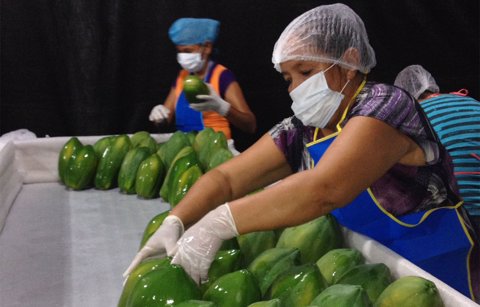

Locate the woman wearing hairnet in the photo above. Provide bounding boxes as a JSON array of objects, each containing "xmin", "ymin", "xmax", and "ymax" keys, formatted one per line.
[
  {"xmin": 149, "ymin": 18, "xmax": 256, "ymax": 139},
  {"xmin": 128, "ymin": 4, "xmax": 479, "ymax": 301},
  {"xmin": 395, "ymin": 64, "xmax": 480, "ymax": 227}
]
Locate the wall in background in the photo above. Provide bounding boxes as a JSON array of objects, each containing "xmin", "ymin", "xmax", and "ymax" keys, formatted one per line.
[{"xmin": 1, "ymin": 0, "xmax": 478, "ymax": 151}]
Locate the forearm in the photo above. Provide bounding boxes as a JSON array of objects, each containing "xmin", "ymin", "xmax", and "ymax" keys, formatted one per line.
[
  {"xmin": 223, "ymin": 82, "xmax": 257, "ymax": 134},
  {"xmin": 171, "ymin": 134, "xmax": 291, "ymax": 228},
  {"xmin": 225, "ymin": 107, "xmax": 257, "ymax": 134},
  {"xmin": 230, "ymin": 169, "xmax": 337, "ymax": 234}
]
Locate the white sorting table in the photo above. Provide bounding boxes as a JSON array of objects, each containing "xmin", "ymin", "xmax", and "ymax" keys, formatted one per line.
[{"xmin": 0, "ymin": 136, "xmax": 478, "ymax": 307}]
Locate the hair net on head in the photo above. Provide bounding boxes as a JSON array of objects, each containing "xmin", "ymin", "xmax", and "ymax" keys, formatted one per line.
[
  {"xmin": 394, "ymin": 65, "xmax": 440, "ymax": 99},
  {"xmin": 272, "ymin": 3, "xmax": 376, "ymax": 74},
  {"xmin": 169, "ymin": 18, "xmax": 220, "ymax": 46}
]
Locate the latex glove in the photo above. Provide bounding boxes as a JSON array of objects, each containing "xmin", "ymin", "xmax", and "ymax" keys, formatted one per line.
[
  {"xmin": 123, "ymin": 215, "xmax": 184, "ymax": 277},
  {"xmin": 149, "ymin": 104, "xmax": 170, "ymax": 123},
  {"xmin": 171, "ymin": 204, "xmax": 238, "ymax": 284},
  {"xmin": 189, "ymin": 84, "xmax": 231, "ymax": 116}
]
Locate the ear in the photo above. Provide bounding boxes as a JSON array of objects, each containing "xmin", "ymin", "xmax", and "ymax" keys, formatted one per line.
[{"xmin": 342, "ymin": 47, "xmax": 361, "ymax": 80}]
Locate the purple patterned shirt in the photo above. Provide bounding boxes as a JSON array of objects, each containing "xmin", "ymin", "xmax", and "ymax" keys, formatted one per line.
[{"xmin": 269, "ymin": 82, "xmax": 460, "ymax": 216}]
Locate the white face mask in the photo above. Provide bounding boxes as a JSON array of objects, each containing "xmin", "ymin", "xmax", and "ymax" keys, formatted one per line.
[
  {"xmin": 177, "ymin": 52, "xmax": 205, "ymax": 73},
  {"xmin": 290, "ymin": 64, "xmax": 349, "ymax": 128}
]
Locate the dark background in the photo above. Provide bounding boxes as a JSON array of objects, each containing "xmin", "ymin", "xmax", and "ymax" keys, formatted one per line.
[{"xmin": 1, "ymin": 0, "xmax": 478, "ymax": 151}]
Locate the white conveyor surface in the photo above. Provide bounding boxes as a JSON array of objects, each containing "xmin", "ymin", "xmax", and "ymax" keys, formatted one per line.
[
  {"xmin": 0, "ymin": 135, "xmax": 478, "ymax": 307},
  {"xmin": 0, "ymin": 183, "xmax": 169, "ymax": 307}
]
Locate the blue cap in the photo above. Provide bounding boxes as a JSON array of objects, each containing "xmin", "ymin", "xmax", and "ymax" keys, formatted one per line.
[{"xmin": 168, "ymin": 18, "xmax": 220, "ymax": 46}]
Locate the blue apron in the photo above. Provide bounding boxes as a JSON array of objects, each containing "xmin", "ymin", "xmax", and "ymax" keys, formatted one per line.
[
  {"xmin": 175, "ymin": 91, "xmax": 204, "ymax": 132},
  {"xmin": 306, "ymin": 127, "xmax": 475, "ymax": 299}
]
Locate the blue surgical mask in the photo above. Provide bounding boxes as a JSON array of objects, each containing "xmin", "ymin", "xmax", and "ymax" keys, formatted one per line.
[{"xmin": 290, "ymin": 64, "xmax": 349, "ymax": 128}]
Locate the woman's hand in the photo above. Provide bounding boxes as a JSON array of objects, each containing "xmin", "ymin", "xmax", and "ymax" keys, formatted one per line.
[
  {"xmin": 149, "ymin": 104, "xmax": 171, "ymax": 124},
  {"xmin": 123, "ymin": 215, "xmax": 184, "ymax": 277},
  {"xmin": 190, "ymin": 84, "xmax": 231, "ymax": 116},
  {"xmin": 171, "ymin": 204, "xmax": 238, "ymax": 285}
]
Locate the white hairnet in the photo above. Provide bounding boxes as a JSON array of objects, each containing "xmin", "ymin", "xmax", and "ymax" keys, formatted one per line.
[
  {"xmin": 394, "ymin": 65, "xmax": 440, "ymax": 99},
  {"xmin": 272, "ymin": 3, "xmax": 376, "ymax": 73}
]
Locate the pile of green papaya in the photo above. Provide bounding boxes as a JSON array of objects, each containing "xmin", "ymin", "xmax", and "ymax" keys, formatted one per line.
[
  {"xmin": 57, "ymin": 128, "xmax": 234, "ymax": 206},
  {"xmin": 120, "ymin": 213, "xmax": 445, "ymax": 307}
]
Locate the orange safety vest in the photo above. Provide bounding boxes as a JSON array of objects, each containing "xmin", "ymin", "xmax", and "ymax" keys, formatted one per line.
[{"xmin": 174, "ymin": 64, "xmax": 231, "ymax": 139}]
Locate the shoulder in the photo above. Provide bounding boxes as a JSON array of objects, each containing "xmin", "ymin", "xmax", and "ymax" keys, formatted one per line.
[
  {"xmin": 348, "ymin": 82, "xmax": 441, "ymax": 164},
  {"xmin": 349, "ymin": 82, "xmax": 418, "ymax": 128},
  {"xmin": 215, "ymin": 64, "xmax": 236, "ymax": 81},
  {"xmin": 214, "ymin": 64, "xmax": 237, "ymax": 96},
  {"xmin": 422, "ymin": 94, "xmax": 480, "ymax": 110},
  {"xmin": 355, "ymin": 82, "xmax": 414, "ymax": 112},
  {"xmin": 269, "ymin": 116, "xmax": 315, "ymax": 146},
  {"xmin": 269, "ymin": 116, "xmax": 304, "ymax": 135}
]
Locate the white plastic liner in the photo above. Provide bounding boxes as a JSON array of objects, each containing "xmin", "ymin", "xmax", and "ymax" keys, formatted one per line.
[{"xmin": 0, "ymin": 135, "xmax": 477, "ymax": 306}]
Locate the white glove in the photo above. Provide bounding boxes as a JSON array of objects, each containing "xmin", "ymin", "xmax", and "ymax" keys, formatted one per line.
[
  {"xmin": 171, "ymin": 204, "xmax": 238, "ymax": 284},
  {"xmin": 189, "ymin": 83, "xmax": 231, "ymax": 116},
  {"xmin": 149, "ymin": 104, "xmax": 171, "ymax": 123},
  {"xmin": 123, "ymin": 215, "xmax": 184, "ymax": 277}
]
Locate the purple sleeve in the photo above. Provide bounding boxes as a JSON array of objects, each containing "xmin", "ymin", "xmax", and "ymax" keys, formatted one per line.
[
  {"xmin": 268, "ymin": 116, "xmax": 315, "ymax": 172},
  {"xmin": 348, "ymin": 83, "xmax": 439, "ymax": 164},
  {"xmin": 218, "ymin": 69, "xmax": 236, "ymax": 98}
]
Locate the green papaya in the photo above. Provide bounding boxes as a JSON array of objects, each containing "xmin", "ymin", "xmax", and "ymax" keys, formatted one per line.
[
  {"xmin": 63, "ymin": 144, "xmax": 98, "ymax": 190},
  {"xmin": 156, "ymin": 142, "xmax": 167, "ymax": 164},
  {"xmin": 316, "ymin": 248, "xmax": 364, "ymax": 285},
  {"xmin": 237, "ymin": 230, "xmax": 277, "ymax": 267},
  {"xmin": 118, "ymin": 257, "xmax": 171, "ymax": 307},
  {"xmin": 193, "ymin": 127, "xmax": 215, "ymax": 155},
  {"xmin": 160, "ymin": 131, "xmax": 190, "ymax": 169},
  {"xmin": 218, "ymin": 238, "xmax": 240, "ymax": 251},
  {"xmin": 175, "ymin": 300, "xmax": 216, "ymax": 307},
  {"xmin": 130, "ymin": 131, "xmax": 151, "ymax": 147},
  {"xmin": 203, "ymin": 269, "xmax": 261, "ymax": 307},
  {"xmin": 136, "ymin": 136, "xmax": 157, "ymax": 153},
  {"xmin": 211, "ymin": 131, "xmax": 228, "ymax": 148},
  {"xmin": 118, "ymin": 147, "xmax": 152, "ymax": 194},
  {"xmin": 200, "ymin": 249, "xmax": 243, "ymax": 293},
  {"xmin": 58, "ymin": 137, "xmax": 83, "ymax": 183},
  {"xmin": 207, "ymin": 148, "xmax": 234, "ymax": 171},
  {"xmin": 276, "ymin": 214, "xmax": 343, "ymax": 264},
  {"xmin": 373, "ymin": 276, "xmax": 444, "ymax": 307},
  {"xmin": 138, "ymin": 210, "xmax": 170, "ymax": 250},
  {"xmin": 186, "ymin": 131, "xmax": 197, "ymax": 146},
  {"xmin": 183, "ymin": 75, "xmax": 210, "ymax": 104},
  {"xmin": 159, "ymin": 146, "xmax": 198, "ymax": 202},
  {"xmin": 309, "ymin": 284, "xmax": 372, "ymax": 307},
  {"xmin": 198, "ymin": 131, "xmax": 228, "ymax": 171},
  {"xmin": 169, "ymin": 164, "xmax": 203, "ymax": 207},
  {"xmin": 126, "ymin": 262, "xmax": 202, "ymax": 307},
  {"xmin": 135, "ymin": 153, "xmax": 165, "ymax": 199},
  {"xmin": 248, "ymin": 299, "xmax": 282, "ymax": 307},
  {"xmin": 94, "ymin": 134, "xmax": 132, "ymax": 190},
  {"xmin": 336, "ymin": 263, "xmax": 392, "ymax": 303},
  {"xmin": 92, "ymin": 135, "xmax": 115, "ymax": 158},
  {"xmin": 156, "ymin": 141, "xmax": 165, "ymax": 152},
  {"xmin": 267, "ymin": 263, "xmax": 328, "ymax": 307},
  {"xmin": 247, "ymin": 247, "xmax": 300, "ymax": 296}
]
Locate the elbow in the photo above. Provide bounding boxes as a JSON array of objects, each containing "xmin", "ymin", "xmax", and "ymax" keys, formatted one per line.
[
  {"xmin": 247, "ymin": 122, "xmax": 257, "ymax": 134},
  {"xmin": 307, "ymin": 179, "xmax": 348, "ymax": 216},
  {"xmin": 234, "ymin": 116, "xmax": 257, "ymax": 134},
  {"xmin": 246, "ymin": 115, "xmax": 257, "ymax": 134}
]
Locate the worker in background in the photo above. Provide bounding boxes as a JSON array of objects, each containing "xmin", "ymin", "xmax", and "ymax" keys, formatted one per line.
[
  {"xmin": 128, "ymin": 4, "xmax": 479, "ymax": 302},
  {"xmin": 149, "ymin": 18, "xmax": 257, "ymax": 140},
  {"xmin": 394, "ymin": 64, "xmax": 480, "ymax": 227}
]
